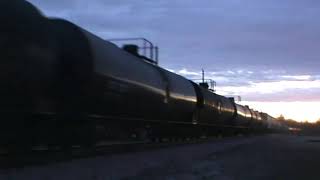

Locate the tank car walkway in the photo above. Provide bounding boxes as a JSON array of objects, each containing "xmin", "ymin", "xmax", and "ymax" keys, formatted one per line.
[{"xmin": 1, "ymin": 134, "xmax": 320, "ymax": 180}]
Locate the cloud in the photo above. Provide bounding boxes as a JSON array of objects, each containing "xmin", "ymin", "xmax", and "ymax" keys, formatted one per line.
[
  {"xmin": 219, "ymin": 80, "xmax": 320, "ymax": 94},
  {"xmin": 178, "ymin": 68, "xmax": 200, "ymax": 76},
  {"xmin": 240, "ymin": 101, "xmax": 320, "ymax": 122},
  {"xmin": 281, "ymin": 75, "xmax": 311, "ymax": 81},
  {"xmin": 169, "ymin": 67, "xmax": 320, "ymax": 102},
  {"xmin": 26, "ymin": 0, "xmax": 320, "ymax": 75},
  {"xmin": 241, "ymin": 88, "xmax": 320, "ymax": 102}
]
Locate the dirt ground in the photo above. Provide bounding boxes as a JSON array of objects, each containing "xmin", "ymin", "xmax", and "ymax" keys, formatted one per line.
[{"xmin": 1, "ymin": 134, "xmax": 320, "ymax": 180}]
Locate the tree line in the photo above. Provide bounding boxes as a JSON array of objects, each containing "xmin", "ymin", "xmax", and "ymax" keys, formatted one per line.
[{"xmin": 277, "ymin": 115, "xmax": 320, "ymax": 135}]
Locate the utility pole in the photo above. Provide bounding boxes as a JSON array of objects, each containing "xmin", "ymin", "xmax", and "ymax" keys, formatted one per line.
[{"xmin": 202, "ymin": 69, "xmax": 205, "ymax": 83}]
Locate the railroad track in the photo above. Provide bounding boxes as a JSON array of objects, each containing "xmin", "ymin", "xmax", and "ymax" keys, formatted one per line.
[{"xmin": 0, "ymin": 134, "xmax": 247, "ymax": 169}]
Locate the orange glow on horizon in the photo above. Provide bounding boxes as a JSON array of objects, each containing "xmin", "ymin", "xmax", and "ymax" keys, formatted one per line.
[{"xmin": 240, "ymin": 101, "xmax": 320, "ymax": 123}]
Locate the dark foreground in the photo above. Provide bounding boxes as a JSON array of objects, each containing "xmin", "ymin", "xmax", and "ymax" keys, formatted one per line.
[{"xmin": 1, "ymin": 134, "xmax": 319, "ymax": 180}]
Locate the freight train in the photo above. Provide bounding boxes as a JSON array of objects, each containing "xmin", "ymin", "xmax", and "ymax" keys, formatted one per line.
[{"xmin": 1, "ymin": 0, "xmax": 287, "ymax": 150}]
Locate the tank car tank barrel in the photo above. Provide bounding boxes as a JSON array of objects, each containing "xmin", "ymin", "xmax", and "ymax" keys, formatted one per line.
[
  {"xmin": 0, "ymin": 0, "xmax": 58, "ymax": 113},
  {"xmin": 0, "ymin": 1, "xmax": 286, "ymax": 150}
]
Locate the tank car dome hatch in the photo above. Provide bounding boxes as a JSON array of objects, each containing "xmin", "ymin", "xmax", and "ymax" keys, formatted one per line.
[
  {"xmin": 199, "ymin": 82, "xmax": 209, "ymax": 89},
  {"xmin": 123, "ymin": 44, "xmax": 140, "ymax": 56},
  {"xmin": 228, "ymin": 97, "xmax": 235, "ymax": 102}
]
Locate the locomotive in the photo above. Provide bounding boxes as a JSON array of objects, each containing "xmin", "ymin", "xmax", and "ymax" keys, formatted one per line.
[{"xmin": 1, "ymin": 0, "xmax": 287, "ymax": 149}]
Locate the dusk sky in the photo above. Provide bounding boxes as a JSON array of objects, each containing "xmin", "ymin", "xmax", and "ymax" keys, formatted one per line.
[{"xmin": 28, "ymin": 0, "xmax": 320, "ymax": 122}]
